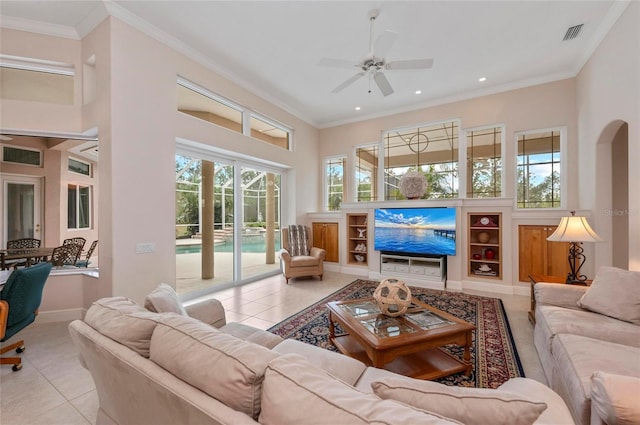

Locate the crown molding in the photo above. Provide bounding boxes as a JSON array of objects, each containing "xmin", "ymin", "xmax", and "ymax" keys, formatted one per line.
[
  {"xmin": 0, "ymin": 15, "xmax": 79, "ymax": 39},
  {"xmin": 319, "ymin": 71, "xmax": 576, "ymax": 129},
  {"xmin": 76, "ymin": 1, "xmax": 109, "ymax": 39}
]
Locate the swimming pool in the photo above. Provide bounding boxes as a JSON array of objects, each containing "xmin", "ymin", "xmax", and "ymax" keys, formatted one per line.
[{"xmin": 176, "ymin": 240, "xmax": 281, "ymax": 254}]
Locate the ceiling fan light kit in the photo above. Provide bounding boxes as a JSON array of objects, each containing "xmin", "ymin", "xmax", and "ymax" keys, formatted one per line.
[{"xmin": 319, "ymin": 9, "xmax": 433, "ymax": 97}]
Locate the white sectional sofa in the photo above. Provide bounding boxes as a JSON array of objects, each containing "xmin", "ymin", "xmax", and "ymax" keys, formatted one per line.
[
  {"xmin": 533, "ymin": 266, "xmax": 640, "ymax": 425},
  {"xmin": 69, "ymin": 284, "xmax": 576, "ymax": 425}
]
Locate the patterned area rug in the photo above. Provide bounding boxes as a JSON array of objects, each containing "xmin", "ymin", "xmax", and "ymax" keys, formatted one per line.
[{"xmin": 268, "ymin": 279, "xmax": 524, "ymax": 388}]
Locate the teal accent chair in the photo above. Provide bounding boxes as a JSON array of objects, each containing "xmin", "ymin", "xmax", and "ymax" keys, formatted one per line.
[{"xmin": 0, "ymin": 262, "xmax": 52, "ymax": 371}]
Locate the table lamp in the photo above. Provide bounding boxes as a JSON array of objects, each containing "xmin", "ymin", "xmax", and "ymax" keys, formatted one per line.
[{"xmin": 547, "ymin": 211, "xmax": 603, "ymax": 284}]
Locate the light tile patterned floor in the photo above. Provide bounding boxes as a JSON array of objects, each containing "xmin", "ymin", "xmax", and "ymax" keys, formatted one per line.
[{"xmin": 0, "ymin": 271, "xmax": 545, "ymax": 424}]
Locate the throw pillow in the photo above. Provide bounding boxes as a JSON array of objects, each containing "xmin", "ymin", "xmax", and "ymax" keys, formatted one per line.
[
  {"xmin": 591, "ymin": 371, "xmax": 640, "ymax": 425},
  {"xmin": 84, "ymin": 296, "xmax": 161, "ymax": 357},
  {"xmin": 372, "ymin": 376, "xmax": 547, "ymax": 425},
  {"xmin": 577, "ymin": 266, "xmax": 640, "ymax": 325},
  {"xmin": 259, "ymin": 353, "xmax": 460, "ymax": 425},
  {"xmin": 144, "ymin": 282, "xmax": 187, "ymax": 316}
]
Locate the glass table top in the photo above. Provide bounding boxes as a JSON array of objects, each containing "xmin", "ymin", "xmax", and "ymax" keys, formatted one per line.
[{"xmin": 337, "ymin": 300, "xmax": 455, "ymax": 337}]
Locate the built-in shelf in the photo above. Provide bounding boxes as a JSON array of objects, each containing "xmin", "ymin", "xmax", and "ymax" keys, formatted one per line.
[
  {"xmin": 468, "ymin": 213, "xmax": 502, "ymax": 279},
  {"xmin": 347, "ymin": 213, "xmax": 368, "ymax": 266}
]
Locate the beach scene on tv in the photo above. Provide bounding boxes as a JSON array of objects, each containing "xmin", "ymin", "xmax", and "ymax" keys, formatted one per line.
[{"xmin": 374, "ymin": 208, "xmax": 457, "ymax": 256}]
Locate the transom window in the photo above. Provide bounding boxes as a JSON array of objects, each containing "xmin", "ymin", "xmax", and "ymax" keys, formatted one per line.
[
  {"xmin": 516, "ymin": 129, "xmax": 562, "ymax": 208},
  {"xmin": 68, "ymin": 157, "xmax": 91, "ymax": 176},
  {"xmin": 0, "ymin": 54, "xmax": 74, "ymax": 105},
  {"xmin": 250, "ymin": 114, "xmax": 290, "ymax": 149},
  {"xmin": 177, "ymin": 77, "xmax": 291, "ymax": 150},
  {"xmin": 177, "ymin": 79, "xmax": 243, "ymax": 132},
  {"xmin": 2, "ymin": 144, "xmax": 42, "ymax": 166},
  {"xmin": 384, "ymin": 120, "xmax": 459, "ymax": 200}
]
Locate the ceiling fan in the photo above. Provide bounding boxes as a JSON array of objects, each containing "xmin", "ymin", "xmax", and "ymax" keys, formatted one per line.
[{"xmin": 318, "ymin": 9, "xmax": 433, "ymax": 97}]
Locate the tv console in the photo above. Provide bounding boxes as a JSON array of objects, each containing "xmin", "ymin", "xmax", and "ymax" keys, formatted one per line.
[{"xmin": 380, "ymin": 253, "xmax": 446, "ymax": 283}]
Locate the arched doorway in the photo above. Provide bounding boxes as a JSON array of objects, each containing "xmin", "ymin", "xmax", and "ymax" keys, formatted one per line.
[{"xmin": 595, "ymin": 120, "xmax": 629, "ymax": 268}]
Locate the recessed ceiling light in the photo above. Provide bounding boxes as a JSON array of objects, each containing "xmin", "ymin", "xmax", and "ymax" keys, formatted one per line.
[
  {"xmin": 415, "ymin": 90, "xmax": 422, "ymax": 95},
  {"xmin": 355, "ymin": 106, "xmax": 361, "ymax": 111},
  {"xmin": 478, "ymin": 77, "xmax": 487, "ymax": 82}
]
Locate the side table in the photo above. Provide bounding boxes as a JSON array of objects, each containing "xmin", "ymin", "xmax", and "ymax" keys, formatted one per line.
[{"xmin": 528, "ymin": 274, "xmax": 591, "ymax": 325}]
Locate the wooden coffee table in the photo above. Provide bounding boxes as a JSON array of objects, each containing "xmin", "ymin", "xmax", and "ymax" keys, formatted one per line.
[{"xmin": 327, "ymin": 298, "xmax": 475, "ymax": 380}]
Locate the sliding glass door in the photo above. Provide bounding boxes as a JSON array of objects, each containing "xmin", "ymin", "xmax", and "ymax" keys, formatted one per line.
[
  {"xmin": 240, "ymin": 167, "xmax": 281, "ymax": 280},
  {"xmin": 175, "ymin": 151, "xmax": 283, "ymax": 296}
]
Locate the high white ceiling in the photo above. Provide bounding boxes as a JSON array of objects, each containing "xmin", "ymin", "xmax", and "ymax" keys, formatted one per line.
[{"xmin": 0, "ymin": 1, "xmax": 629, "ymax": 128}]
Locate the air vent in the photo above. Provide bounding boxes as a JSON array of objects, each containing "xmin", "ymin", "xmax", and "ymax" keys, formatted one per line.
[{"xmin": 563, "ymin": 24, "xmax": 584, "ymax": 41}]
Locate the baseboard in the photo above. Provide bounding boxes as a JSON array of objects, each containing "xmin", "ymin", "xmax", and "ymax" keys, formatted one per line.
[
  {"xmin": 461, "ymin": 279, "xmax": 516, "ymax": 294},
  {"xmin": 445, "ymin": 280, "xmax": 463, "ymax": 291},
  {"xmin": 35, "ymin": 308, "xmax": 85, "ymax": 323},
  {"xmin": 340, "ymin": 265, "xmax": 369, "ymax": 276},
  {"xmin": 323, "ymin": 262, "xmax": 341, "ymax": 272}
]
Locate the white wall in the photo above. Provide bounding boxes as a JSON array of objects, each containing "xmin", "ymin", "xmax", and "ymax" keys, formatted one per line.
[{"xmin": 576, "ymin": 2, "xmax": 639, "ymax": 271}]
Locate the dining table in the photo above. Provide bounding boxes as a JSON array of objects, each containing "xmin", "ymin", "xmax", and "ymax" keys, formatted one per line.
[{"xmin": 0, "ymin": 247, "xmax": 55, "ymax": 270}]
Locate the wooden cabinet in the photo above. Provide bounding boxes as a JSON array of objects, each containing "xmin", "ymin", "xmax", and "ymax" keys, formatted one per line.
[
  {"xmin": 312, "ymin": 222, "xmax": 339, "ymax": 263},
  {"xmin": 518, "ymin": 225, "xmax": 570, "ymax": 282},
  {"xmin": 346, "ymin": 213, "xmax": 368, "ymax": 265},
  {"xmin": 468, "ymin": 213, "xmax": 502, "ymax": 279}
]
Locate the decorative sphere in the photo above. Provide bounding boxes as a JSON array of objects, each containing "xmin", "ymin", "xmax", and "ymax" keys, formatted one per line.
[
  {"xmin": 477, "ymin": 231, "xmax": 490, "ymax": 243},
  {"xmin": 373, "ymin": 279, "xmax": 412, "ymax": 317},
  {"xmin": 399, "ymin": 171, "xmax": 428, "ymax": 199}
]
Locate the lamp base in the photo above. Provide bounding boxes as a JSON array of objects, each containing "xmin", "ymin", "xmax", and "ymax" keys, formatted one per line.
[{"xmin": 565, "ymin": 274, "xmax": 588, "ymax": 285}]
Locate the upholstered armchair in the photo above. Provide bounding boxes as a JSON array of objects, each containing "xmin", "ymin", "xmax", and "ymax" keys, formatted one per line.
[{"xmin": 280, "ymin": 226, "xmax": 326, "ymax": 284}]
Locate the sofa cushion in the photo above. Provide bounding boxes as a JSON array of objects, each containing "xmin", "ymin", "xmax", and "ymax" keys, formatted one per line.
[
  {"xmin": 591, "ymin": 371, "xmax": 640, "ymax": 425},
  {"xmin": 289, "ymin": 255, "xmax": 320, "ymax": 267},
  {"xmin": 144, "ymin": 283, "xmax": 188, "ymax": 316},
  {"xmin": 220, "ymin": 322, "xmax": 283, "ymax": 349},
  {"xmin": 272, "ymin": 338, "xmax": 367, "ymax": 385},
  {"xmin": 84, "ymin": 296, "xmax": 161, "ymax": 357},
  {"xmin": 536, "ymin": 305, "xmax": 640, "ymax": 348},
  {"xmin": 149, "ymin": 314, "xmax": 278, "ymax": 419},
  {"xmin": 372, "ymin": 376, "xmax": 547, "ymax": 425},
  {"xmin": 259, "ymin": 353, "xmax": 460, "ymax": 425},
  {"xmin": 551, "ymin": 334, "xmax": 640, "ymax": 425},
  {"xmin": 577, "ymin": 266, "xmax": 640, "ymax": 325}
]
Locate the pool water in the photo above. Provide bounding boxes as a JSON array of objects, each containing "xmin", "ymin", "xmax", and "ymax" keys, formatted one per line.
[{"xmin": 176, "ymin": 240, "xmax": 281, "ymax": 254}]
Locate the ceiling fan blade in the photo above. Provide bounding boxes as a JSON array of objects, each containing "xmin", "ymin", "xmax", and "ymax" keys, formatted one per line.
[
  {"xmin": 318, "ymin": 58, "xmax": 358, "ymax": 69},
  {"xmin": 373, "ymin": 72, "xmax": 394, "ymax": 96},
  {"xmin": 373, "ymin": 30, "xmax": 398, "ymax": 58},
  {"xmin": 386, "ymin": 58, "xmax": 434, "ymax": 70},
  {"xmin": 331, "ymin": 72, "xmax": 365, "ymax": 93}
]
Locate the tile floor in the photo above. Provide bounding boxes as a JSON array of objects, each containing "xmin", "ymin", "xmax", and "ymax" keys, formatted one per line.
[{"xmin": 0, "ymin": 271, "xmax": 545, "ymax": 425}]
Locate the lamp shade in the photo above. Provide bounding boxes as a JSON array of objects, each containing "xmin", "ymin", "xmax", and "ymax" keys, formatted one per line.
[{"xmin": 547, "ymin": 215, "xmax": 603, "ymax": 243}]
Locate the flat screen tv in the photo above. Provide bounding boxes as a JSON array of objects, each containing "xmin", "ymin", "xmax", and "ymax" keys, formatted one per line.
[{"xmin": 374, "ymin": 207, "xmax": 457, "ymax": 256}]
